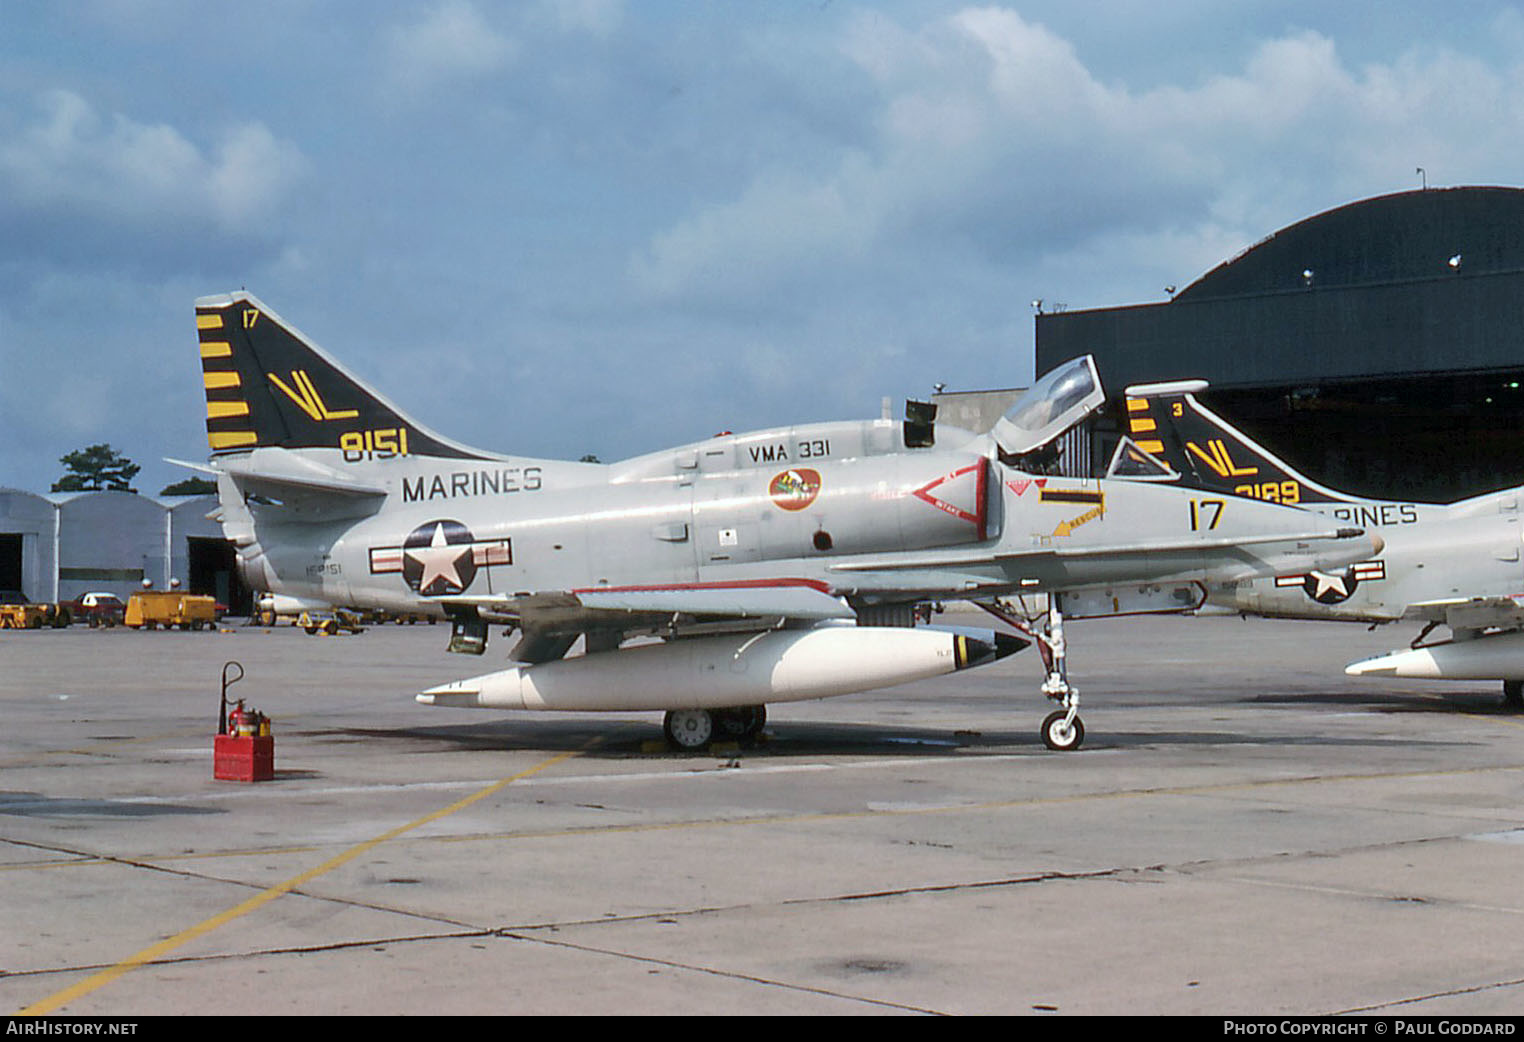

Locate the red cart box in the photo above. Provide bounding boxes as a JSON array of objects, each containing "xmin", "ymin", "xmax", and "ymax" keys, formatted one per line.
[{"xmin": 214, "ymin": 734, "xmax": 274, "ymax": 782}]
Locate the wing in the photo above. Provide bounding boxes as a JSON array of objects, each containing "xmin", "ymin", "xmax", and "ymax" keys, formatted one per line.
[
  {"xmin": 442, "ymin": 579, "xmax": 857, "ymax": 662},
  {"xmin": 1409, "ymin": 595, "xmax": 1524, "ymax": 634}
]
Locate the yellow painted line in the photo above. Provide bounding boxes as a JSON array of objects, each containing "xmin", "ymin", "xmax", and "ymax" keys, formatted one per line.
[
  {"xmin": 13, "ymin": 759, "xmax": 1524, "ymax": 879},
  {"xmin": 1126, "ymin": 397, "xmax": 1148, "ymax": 412},
  {"xmin": 1473, "ymin": 711, "xmax": 1524, "ymax": 733},
  {"xmin": 195, "ymin": 314, "xmax": 224, "ymax": 330},
  {"xmin": 18, "ymin": 747, "xmax": 586, "ymax": 1016},
  {"xmin": 1136, "ymin": 439, "xmax": 1165, "ymax": 454},
  {"xmin": 199, "ymin": 341, "xmax": 232, "ymax": 359},
  {"xmin": 1129, "ymin": 416, "xmax": 1157, "ymax": 433}
]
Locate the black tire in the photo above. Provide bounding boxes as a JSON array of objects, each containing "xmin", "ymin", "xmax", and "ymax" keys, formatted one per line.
[
  {"xmin": 715, "ymin": 705, "xmax": 767, "ymax": 740},
  {"xmin": 1041, "ymin": 710, "xmax": 1085, "ymax": 751}
]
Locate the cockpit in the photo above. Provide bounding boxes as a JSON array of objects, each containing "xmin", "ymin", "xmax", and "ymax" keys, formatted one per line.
[
  {"xmin": 991, "ymin": 355, "xmax": 1106, "ymax": 458},
  {"xmin": 989, "ymin": 354, "xmax": 1179, "ymax": 482}
]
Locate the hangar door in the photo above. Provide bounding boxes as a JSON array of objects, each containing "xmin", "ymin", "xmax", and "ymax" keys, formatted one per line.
[
  {"xmin": 0, "ymin": 534, "xmax": 21, "ymax": 593},
  {"xmin": 187, "ymin": 537, "xmax": 251, "ymax": 616}
]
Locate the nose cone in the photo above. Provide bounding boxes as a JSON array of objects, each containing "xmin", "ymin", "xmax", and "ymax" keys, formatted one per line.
[
  {"xmin": 953, "ymin": 631, "xmax": 1031, "ymax": 669},
  {"xmin": 994, "ymin": 632, "xmax": 1030, "ymax": 660},
  {"xmin": 416, "ymin": 678, "xmax": 484, "ymax": 707}
]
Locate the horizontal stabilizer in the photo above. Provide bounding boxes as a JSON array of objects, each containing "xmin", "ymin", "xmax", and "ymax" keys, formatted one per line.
[
  {"xmin": 216, "ymin": 446, "xmax": 387, "ymax": 522},
  {"xmin": 220, "ymin": 447, "xmax": 387, "ymax": 498},
  {"xmin": 164, "ymin": 456, "xmax": 220, "ymax": 476}
]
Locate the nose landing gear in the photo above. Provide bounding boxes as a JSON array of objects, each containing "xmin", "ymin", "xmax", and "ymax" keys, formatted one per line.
[{"xmin": 978, "ymin": 594, "xmax": 1086, "ymax": 751}]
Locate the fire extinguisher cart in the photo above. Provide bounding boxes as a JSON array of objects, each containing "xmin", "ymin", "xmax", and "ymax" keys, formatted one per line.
[{"xmin": 213, "ymin": 661, "xmax": 274, "ymax": 782}]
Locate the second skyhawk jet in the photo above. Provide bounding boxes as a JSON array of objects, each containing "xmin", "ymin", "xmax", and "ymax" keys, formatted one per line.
[{"xmin": 1119, "ymin": 381, "xmax": 1524, "ymax": 704}]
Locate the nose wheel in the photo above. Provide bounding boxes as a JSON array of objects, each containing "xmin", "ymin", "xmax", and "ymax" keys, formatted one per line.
[{"xmin": 1041, "ymin": 709, "xmax": 1084, "ymax": 751}]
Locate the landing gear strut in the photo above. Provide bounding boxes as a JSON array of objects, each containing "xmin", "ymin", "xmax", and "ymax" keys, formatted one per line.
[
  {"xmin": 1036, "ymin": 594, "xmax": 1085, "ymax": 749},
  {"xmin": 1035, "ymin": 595, "xmax": 1084, "ymax": 750},
  {"xmin": 715, "ymin": 705, "xmax": 767, "ymax": 740},
  {"xmin": 976, "ymin": 594, "xmax": 1086, "ymax": 750}
]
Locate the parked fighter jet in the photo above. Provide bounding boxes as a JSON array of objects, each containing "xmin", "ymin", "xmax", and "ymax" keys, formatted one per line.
[
  {"xmin": 191, "ymin": 292, "xmax": 1375, "ymax": 749},
  {"xmin": 1118, "ymin": 382, "xmax": 1524, "ymax": 704}
]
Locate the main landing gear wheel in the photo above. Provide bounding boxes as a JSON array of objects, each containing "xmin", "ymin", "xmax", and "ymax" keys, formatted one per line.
[
  {"xmin": 1041, "ymin": 710, "xmax": 1084, "ymax": 751},
  {"xmin": 663, "ymin": 709, "xmax": 715, "ymax": 750},
  {"xmin": 714, "ymin": 705, "xmax": 767, "ymax": 741},
  {"xmin": 1505, "ymin": 680, "xmax": 1523, "ymax": 710}
]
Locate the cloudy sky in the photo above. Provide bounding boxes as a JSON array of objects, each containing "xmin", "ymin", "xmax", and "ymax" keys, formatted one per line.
[{"xmin": 4, "ymin": 1, "xmax": 1524, "ymax": 494}]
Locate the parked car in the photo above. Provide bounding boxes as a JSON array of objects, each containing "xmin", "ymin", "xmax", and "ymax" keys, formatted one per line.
[{"xmin": 70, "ymin": 592, "xmax": 127, "ymax": 628}]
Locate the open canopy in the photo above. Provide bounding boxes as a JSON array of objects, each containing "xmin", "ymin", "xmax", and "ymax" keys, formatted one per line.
[{"xmin": 990, "ymin": 355, "xmax": 1105, "ymax": 457}]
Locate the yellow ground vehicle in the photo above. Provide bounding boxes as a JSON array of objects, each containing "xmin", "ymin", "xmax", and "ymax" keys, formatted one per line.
[
  {"xmin": 0, "ymin": 592, "xmax": 71, "ymax": 629},
  {"xmin": 298, "ymin": 608, "xmax": 365, "ymax": 636},
  {"xmin": 0, "ymin": 603, "xmax": 50, "ymax": 628},
  {"xmin": 125, "ymin": 591, "xmax": 217, "ymax": 630}
]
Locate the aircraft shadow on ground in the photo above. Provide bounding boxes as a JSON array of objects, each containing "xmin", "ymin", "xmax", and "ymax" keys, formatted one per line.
[
  {"xmin": 0, "ymin": 791, "xmax": 221, "ymax": 818},
  {"xmin": 314, "ymin": 710, "xmax": 1475, "ymax": 757},
  {"xmin": 322, "ymin": 718, "xmax": 1036, "ymax": 757},
  {"xmin": 1244, "ymin": 688, "xmax": 1512, "ymax": 713}
]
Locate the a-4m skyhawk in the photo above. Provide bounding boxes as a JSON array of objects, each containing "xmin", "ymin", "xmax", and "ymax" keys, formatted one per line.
[
  {"xmin": 1118, "ymin": 379, "xmax": 1524, "ymax": 704},
  {"xmin": 188, "ymin": 292, "xmax": 1377, "ymax": 750}
]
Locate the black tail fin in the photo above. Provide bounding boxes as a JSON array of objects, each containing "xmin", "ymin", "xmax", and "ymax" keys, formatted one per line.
[
  {"xmin": 194, "ymin": 291, "xmax": 488, "ymax": 460},
  {"xmin": 1122, "ymin": 383, "xmax": 1350, "ymax": 507}
]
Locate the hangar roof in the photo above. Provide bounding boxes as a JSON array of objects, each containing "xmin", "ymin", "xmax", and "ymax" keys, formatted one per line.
[{"xmin": 1175, "ymin": 186, "xmax": 1524, "ymax": 302}]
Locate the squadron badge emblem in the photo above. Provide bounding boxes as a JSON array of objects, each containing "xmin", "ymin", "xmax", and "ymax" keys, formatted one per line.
[{"xmin": 769, "ymin": 468, "xmax": 822, "ymax": 511}]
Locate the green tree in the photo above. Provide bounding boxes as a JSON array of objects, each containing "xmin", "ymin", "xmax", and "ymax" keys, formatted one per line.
[
  {"xmin": 52, "ymin": 444, "xmax": 140, "ymax": 493},
  {"xmin": 159, "ymin": 476, "xmax": 218, "ymax": 496}
]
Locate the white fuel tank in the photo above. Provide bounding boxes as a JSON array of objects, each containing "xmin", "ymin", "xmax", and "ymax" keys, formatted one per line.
[
  {"xmin": 417, "ymin": 625, "xmax": 1024, "ymax": 712},
  {"xmin": 1346, "ymin": 630, "xmax": 1524, "ymax": 681}
]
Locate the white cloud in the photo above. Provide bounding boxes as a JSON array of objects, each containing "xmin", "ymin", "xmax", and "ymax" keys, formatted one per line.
[
  {"xmin": 629, "ymin": 9, "xmax": 1524, "ymax": 308},
  {"xmin": 0, "ymin": 89, "xmax": 306, "ymax": 231},
  {"xmin": 538, "ymin": 0, "xmax": 623, "ymax": 38},
  {"xmin": 629, "ymin": 155, "xmax": 884, "ymax": 299},
  {"xmin": 383, "ymin": 1, "xmax": 516, "ymax": 92}
]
